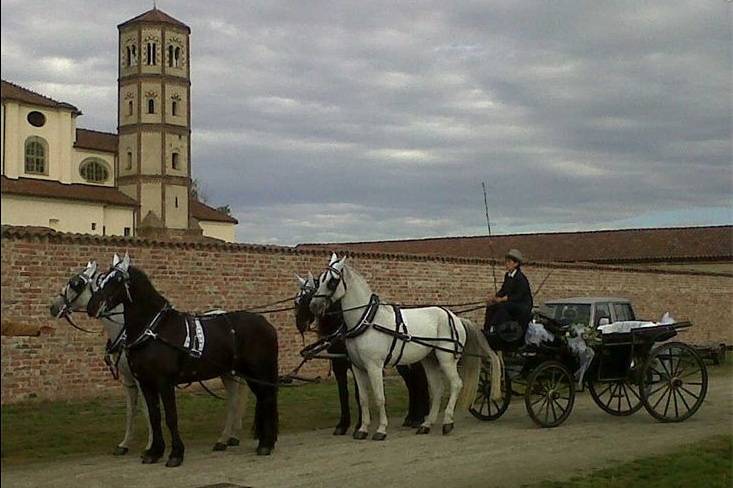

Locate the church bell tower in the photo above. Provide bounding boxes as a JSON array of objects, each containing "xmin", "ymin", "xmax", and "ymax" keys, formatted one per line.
[{"xmin": 116, "ymin": 7, "xmax": 192, "ymax": 235}]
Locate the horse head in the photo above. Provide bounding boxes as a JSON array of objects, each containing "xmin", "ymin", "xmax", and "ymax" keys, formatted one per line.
[
  {"xmin": 294, "ymin": 271, "xmax": 318, "ymax": 334},
  {"xmin": 87, "ymin": 253, "xmax": 133, "ymax": 318},
  {"xmin": 50, "ymin": 260, "xmax": 100, "ymax": 319},
  {"xmin": 309, "ymin": 253, "xmax": 348, "ymax": 318}
]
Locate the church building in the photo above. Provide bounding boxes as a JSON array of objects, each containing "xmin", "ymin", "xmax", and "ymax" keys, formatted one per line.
[{"xmin": 0, "ymin": 8, "xmax": 237, "ymax": 242}]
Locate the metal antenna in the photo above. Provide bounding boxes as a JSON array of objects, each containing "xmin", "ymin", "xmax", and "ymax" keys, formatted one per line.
[{"xmin": 482, "ymin": 182, "xmax": 498, "ymax": 292}]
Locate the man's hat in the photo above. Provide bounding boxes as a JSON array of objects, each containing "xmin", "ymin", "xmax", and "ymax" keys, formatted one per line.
[{"xmin": 505, "ymin": 249, "xmax": 524, "ymax": 264}]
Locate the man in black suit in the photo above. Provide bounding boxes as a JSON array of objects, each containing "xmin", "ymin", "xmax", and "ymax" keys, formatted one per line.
[{"xmin": 484, "ymin": 249, "xmax": 533, "ymax": 345}]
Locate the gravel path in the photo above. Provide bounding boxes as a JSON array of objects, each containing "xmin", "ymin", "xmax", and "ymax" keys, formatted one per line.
[{"xmin": 3, "ymin": 375, "xmax": 731, "ymax": 488}]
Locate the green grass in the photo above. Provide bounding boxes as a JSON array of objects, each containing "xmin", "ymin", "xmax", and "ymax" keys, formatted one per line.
[
  {"xmin": 1, "ymin": 376, "xmax": 408, "ymax": 466},
  {"xmin": 529, "ymin": 435, "xmax": 732, "ymax": 488}
]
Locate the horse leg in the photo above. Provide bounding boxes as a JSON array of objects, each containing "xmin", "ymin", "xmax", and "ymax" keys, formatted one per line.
[
  {"xmin": 230, "ymin": 382, "xmax": 249, "ymax": 446},
  {"xmin": 332, "ymin": 357, "xmax": 351, "ymax": 435},
  {"xmin": 366, "ymin": 365, "xmax": 388, "ymax": 440},
  {"xmin": 417, "ymin": 356, "xmax": 444, "ymax": 435},
  {"xmin": 436, "ymin": 354, "xmax": 463, "ymax": 435},
  {"xmin": 159, "ymin": 382, "xmax": 185, "ymax": 467},
  {"xmin": 247, "ymin": 380, "xmax": 278, "ymax": 455},
  {"xmin": 412, "ymin": 363, "xmax": 430, "ymax": 424},
  {"xmin": 350, "ymin": 365, "xmax": 371, "ymax": 440},
  {"xmin": 114, "ymin": 383, "xmax": 138, "ymax": 455},
  {"xmin": 396, "ymin": 365, "xmax": 415, "ymax": 427},
  {"xmin": 139, "ymin": 382, "xmax": 165, "ymax": 464},
  {"xmin": 213, "ymin": 377, "xmax": 240, "ymax": 451}
]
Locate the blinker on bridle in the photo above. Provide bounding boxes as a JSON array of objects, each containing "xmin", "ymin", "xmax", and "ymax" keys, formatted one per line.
[
  {"xmin": 312, "ymin": 266, "xmax": 347, "ymax": 306},
  {"xmin": 56, "ymin": 271, "xmax": 97, "ymax": 334}
]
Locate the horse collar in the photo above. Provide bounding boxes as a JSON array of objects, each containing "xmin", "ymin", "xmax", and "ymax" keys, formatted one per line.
[
  {"xmin": 125, "ymin": 303, "xmax": 171, "ymax": 350},
  {"xmin": 343, "ymin": 294, "xmax": 380, "ymax": 339}
]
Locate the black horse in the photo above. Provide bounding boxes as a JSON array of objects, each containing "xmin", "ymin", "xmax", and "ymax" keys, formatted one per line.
[
  {"xmin": 87, "ymin": 255, "xmax": 278, "ymax": 467},
  {"xmin": 295, "ymin": 275, "xmax": 429, "ymax": 434}
]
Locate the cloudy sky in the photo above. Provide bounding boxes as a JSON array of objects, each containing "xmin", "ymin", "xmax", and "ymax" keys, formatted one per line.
[{"xmin": 2, "ymin": 1, "xmax": 731, "ymax": 244}]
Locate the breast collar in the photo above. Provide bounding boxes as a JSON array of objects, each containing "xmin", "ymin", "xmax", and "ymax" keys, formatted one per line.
[
  {"xmin": 125, "ymin": 303, "xmax": 172, "ymax": 350},
  {"xmin": 343, "ymin": 294, "xmax": 380, "ymax": 339}
]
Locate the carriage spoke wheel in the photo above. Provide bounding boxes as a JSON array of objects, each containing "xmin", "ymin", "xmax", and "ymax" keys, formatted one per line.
[
  {"xmin": 524, "ymin": 361, "xmax": 575, "ymax": 428},
  {"xmin": 640, "ymin": 342, "xmax": 708, "ymax": 423},
  {"xmin": 469, "ymin": 358, "xmax": 511, "ymax": 421},
  {"xmin": 588, "ymin": 376, "xmax": 643, "ymax": 416}
]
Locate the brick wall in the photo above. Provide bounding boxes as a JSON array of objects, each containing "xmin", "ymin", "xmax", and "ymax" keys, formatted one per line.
[{"xmin": 2, "ymin": 226, "xmax": 732, "ymax": 404}]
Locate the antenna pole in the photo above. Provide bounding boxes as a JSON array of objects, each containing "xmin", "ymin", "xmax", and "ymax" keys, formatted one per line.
[{"xmin": 482, "ymin": 182, "xmax": 498, "ymax": 292}]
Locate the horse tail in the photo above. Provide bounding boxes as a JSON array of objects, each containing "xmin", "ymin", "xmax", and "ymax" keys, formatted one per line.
[{"xmin": 456, "ymin": 318, "xmax": 503, "ymax": 409}]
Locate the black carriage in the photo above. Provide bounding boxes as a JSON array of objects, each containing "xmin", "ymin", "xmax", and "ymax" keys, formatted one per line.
[{"xmin": 469, "ymin": 317, "xmax": 709, "ymax": 428}]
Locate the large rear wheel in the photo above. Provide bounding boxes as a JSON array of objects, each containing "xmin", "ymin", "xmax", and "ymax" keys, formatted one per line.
[
  {"xmin": 524, "ymin": 361, "xmax": 575, "ymax": 428},
  {"xmin": 640, "ymin": 342, "xmax": 708, "ymax": 423},
  {"xmin": 469, "ymin": 358, "xmax": 512, "ymax": 421}
]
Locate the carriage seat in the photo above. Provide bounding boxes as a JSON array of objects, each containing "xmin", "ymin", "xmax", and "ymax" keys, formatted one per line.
[{"xmin": 484, "ymin": 320, "xmax": 527, "ymax": 352}]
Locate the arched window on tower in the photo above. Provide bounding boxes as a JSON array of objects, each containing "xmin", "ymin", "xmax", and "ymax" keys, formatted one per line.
[
  {"xmin": 146, "ymin": 41, "xmax": 157, "ymax": 65},
  {"xmin": 171, "ymin": 152, "xmax": 180, "ymax": 170},
  {"xmin": 174, "ymin": 47, "xmax": 181, "ymax": 67},
  {"xmin": 128, "ymin": 100, "xmax": 134, "ymax": 116},
  {"xmin": 147, "ymin": 99, "xmax": 155, "ymax": 114},
  {"xmin": 126, "ymin": 151, "xmax": 133, "ymax": 170},
  {"xmin": 126, "ymin": 46, "xmax": 132, "ymax": 67},
  {"xmin": 171, "ymin": 100, "xmax": 178, "ymax": 116},
  {"xmin": 131, "ymin": 45, "xmax": 137, "ymax": 65}
]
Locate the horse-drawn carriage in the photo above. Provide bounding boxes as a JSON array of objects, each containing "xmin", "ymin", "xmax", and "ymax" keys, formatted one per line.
[{"xmin": 469, "ymin": 305, "xmax": 709, "ymax": 428}]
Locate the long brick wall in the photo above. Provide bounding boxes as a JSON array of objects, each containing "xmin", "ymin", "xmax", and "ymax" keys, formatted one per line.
[{"xmin": 2, "ymin": 226, "xmax": 732, "ymax": 404}]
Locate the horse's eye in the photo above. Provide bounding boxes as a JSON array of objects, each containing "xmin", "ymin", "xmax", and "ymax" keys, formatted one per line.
[{"xmin": 327, "ymin": 277, "xmax": 339, "ymax": 290}]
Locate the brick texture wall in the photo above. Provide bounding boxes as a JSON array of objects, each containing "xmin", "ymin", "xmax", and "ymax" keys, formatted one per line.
[{"xmin": 2, "ymin": 227, "xmax": 732, "ymax": 404}]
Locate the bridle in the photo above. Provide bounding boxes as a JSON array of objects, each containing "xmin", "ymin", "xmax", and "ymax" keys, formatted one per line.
[
  {"xmin": 312, "ymin": 265, "xmax": 347, "ymax": 308},
  {"xmin": 55, "ymin": 271, "xmax": 100, "ymax": 334},
  {"xmin": 94, "ymin": 265, "xmax": 134, "ymax": 316}
]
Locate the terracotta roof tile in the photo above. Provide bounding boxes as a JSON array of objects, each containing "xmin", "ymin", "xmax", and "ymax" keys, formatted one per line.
[
  {"xmin": 298, "ymin": 226, "xmax": 733, "ymax": 263},
  {"xmin": 1, "ymin": 176, "xmax": 138, "ymax": 207},
  {"xmin": 190, "ymin": 199, "xmax": 238, "ymax": 224},
  {"xmin": 74, "ymin": 128, "xmax": 118, "ymax": 153},
  {"xmin": 1, "ymin": 80, "xmax": 81, "ymax": 114},
  {"xmin": 118, "ymin": 8, "xmax": 190, "ymax": 32}
]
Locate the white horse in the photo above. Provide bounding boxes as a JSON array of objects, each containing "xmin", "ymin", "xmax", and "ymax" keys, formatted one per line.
[
  {"xmin": 309, "ymin": 254, "xmax": 502, "ymax": 439},
  {"xmin": 49, "ymin": 260, "xmax": 248, "ymax": 454}
]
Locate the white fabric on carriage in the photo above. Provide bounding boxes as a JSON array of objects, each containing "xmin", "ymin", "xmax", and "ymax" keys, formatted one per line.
[
  {"xmin": 525, "ymin": 321, "xmax": 555, "ymax": 346},
  {"xmin": 598, "ymin": 312, "xmax": 675, "ymax": 335}
]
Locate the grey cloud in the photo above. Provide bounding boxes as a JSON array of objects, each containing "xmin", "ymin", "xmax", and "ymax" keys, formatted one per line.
[{"xmin": 2, "ymin": 1, "xmax": 730, "ymax": 245}]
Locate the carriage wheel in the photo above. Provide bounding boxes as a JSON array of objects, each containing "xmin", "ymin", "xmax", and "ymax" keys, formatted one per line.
[
  {"xmin": 640, "ymin": 342, "xmax": 708, "ymax": 423},
  {"xmin": 524, "ymin": 361, "xmax": 575, "ymax": 428},
  {"xmin": 469, "ymin": 358, "xmax": 511, "ymax": 421},
  {"xmin": 588, "ymin": 377, "xmax": 643, "ymax": 416}
]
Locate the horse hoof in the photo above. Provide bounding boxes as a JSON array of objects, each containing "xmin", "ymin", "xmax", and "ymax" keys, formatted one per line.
[
  {"xmin": 416, "ymin": 426, "xmax": 430, "ymax": 435},
  {"xmin": 333, "ymin": 426, "xmax": 348, "ymax": 436},
  {"xmin": 402, "ymin": 418, "xmax": 412, "ymax": 427},
  {"xmin": 409, "ymin": 419, "xmax": 425, "ymax": 428},
  {"xmin": 113, "ymin": 446, "xmax": 129, "ymax": 456},
  {"xmin": 165, "ymin": 457, "xmax": 183, "ymax": 468},
  {"xmin": 141, "ymin": 455, "xmax": 161, "ymax": 464},
  {"xmin": 227, "ymin": 437, "xmax": 240, "ymax": 447},
  {"xmin": 442, "ymin": 423, "xmax": 454, "ymax": 435},
  {"xmin": 372, "ymin": 432, "xmax": 387, "ymax": 441},
  {"xmin": 212, "ymin": 442, "xmax": 227, "ymax": 452},
  {"xmin": 256, "ymin": 446, "xmax": 272, "ymax": 456},
  {"xmin": 352, "ymin": 430, "xmax": 368, "ymax": 440}
]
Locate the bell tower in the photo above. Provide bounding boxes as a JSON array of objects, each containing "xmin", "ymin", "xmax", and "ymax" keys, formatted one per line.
[{"xmin": 117, "ymin": 7, "xmax": 192, "ymax": 234}]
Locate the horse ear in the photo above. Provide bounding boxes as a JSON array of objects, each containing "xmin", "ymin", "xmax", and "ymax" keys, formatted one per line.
[
  {"xmin": 336, "ymin": 256, "xmax": 347, "ymax": 268},
  {"xmin": 87, "ymin": 261, "xmax": 98, "ymax": 275},
  {"xmin": 295, "ymin": 273, "xmax": 306, "ymax": 286},
  {"xmin": 307, "ymin": 271, "xmax": 316, "ymax": 286},
  {"xmin": 112, "ymin": 253, "xmax": 120, "ymax": 266},
  {"xmin": 120, "ymin": 252, "xmax": 131, "ymax": 271},
  {"xmin": 329, "ymin": 252, "xmax": 338, "ymax": 265}
]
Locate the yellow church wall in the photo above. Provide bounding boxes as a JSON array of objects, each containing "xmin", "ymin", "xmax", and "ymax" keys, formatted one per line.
[
  {"xmin": 198, "ymin": 220, "xmax": 236, "ymax": 242},
  {"xmin": 140, "ymin": 182, "xmax": 162, "ymax": 220},
  {"xmin": 119, "ymin": 29, "xmax": 139, "ymax": 78},
  {"xmin": 140, "ymin": 132, "xmax": 162, "ymax": 175},
  {"xmin": 118, "ymin": 133, "xmax": 137, "ymax": 177},
  {"xmin": 140, "ymin": 81, "xmax": 163, "ymax": 125},
  {"xmin": 165, "ymin": 133, "xmax": 188, "ymax": 176},
  {"xmin": 164, "ymin": 184, "xmax": 189, "ymax": 229},
  {"xmin": 2, "ymin": 99, "xmax": 76, "ymax": 183},
  {"xmin": 1, "ymin": 194, "xmax": 134, "ymax": 236},
  {"xmin": 119, "ymin": 83, "xmax": 137, "ymax": 127}
]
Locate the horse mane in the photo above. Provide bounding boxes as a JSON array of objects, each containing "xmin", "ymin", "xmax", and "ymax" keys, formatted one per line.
[
  {"xmin": 127, "ymin": 265, "xmax": 166, "ymax": 306},
  {"xmin": 344, "ymin": 263, "xmax": 372, "ymax": 294}
]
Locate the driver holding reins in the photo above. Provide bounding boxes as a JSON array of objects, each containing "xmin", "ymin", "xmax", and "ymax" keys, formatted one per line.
[{"xmin": 484, "ymin": 249, "xmax": 533, "ymax": 345}]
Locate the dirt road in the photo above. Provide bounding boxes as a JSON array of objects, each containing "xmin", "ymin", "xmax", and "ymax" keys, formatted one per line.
[{"xmin": 3, "ymin": 377, "xmax": 731, "ymax": 488}]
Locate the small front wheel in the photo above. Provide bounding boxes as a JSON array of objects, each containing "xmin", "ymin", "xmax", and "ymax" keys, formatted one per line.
[
  {"xmin": 588, "ymin": 377, "xmax": 643, "ymax": 416},
  {"xmin": 525, "ymin": 361, "xmax": 575, "ymax": 428}
]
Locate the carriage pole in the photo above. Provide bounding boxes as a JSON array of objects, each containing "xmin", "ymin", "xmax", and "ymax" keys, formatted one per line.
[{"xmin": 482, "ymin": 181, "xmax": 498, "ymax": 292}]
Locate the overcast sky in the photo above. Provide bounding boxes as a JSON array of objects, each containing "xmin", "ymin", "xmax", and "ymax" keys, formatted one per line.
[{"xmin": 2, "ymin": 1, "xmax": 731, "ymax": 244}]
